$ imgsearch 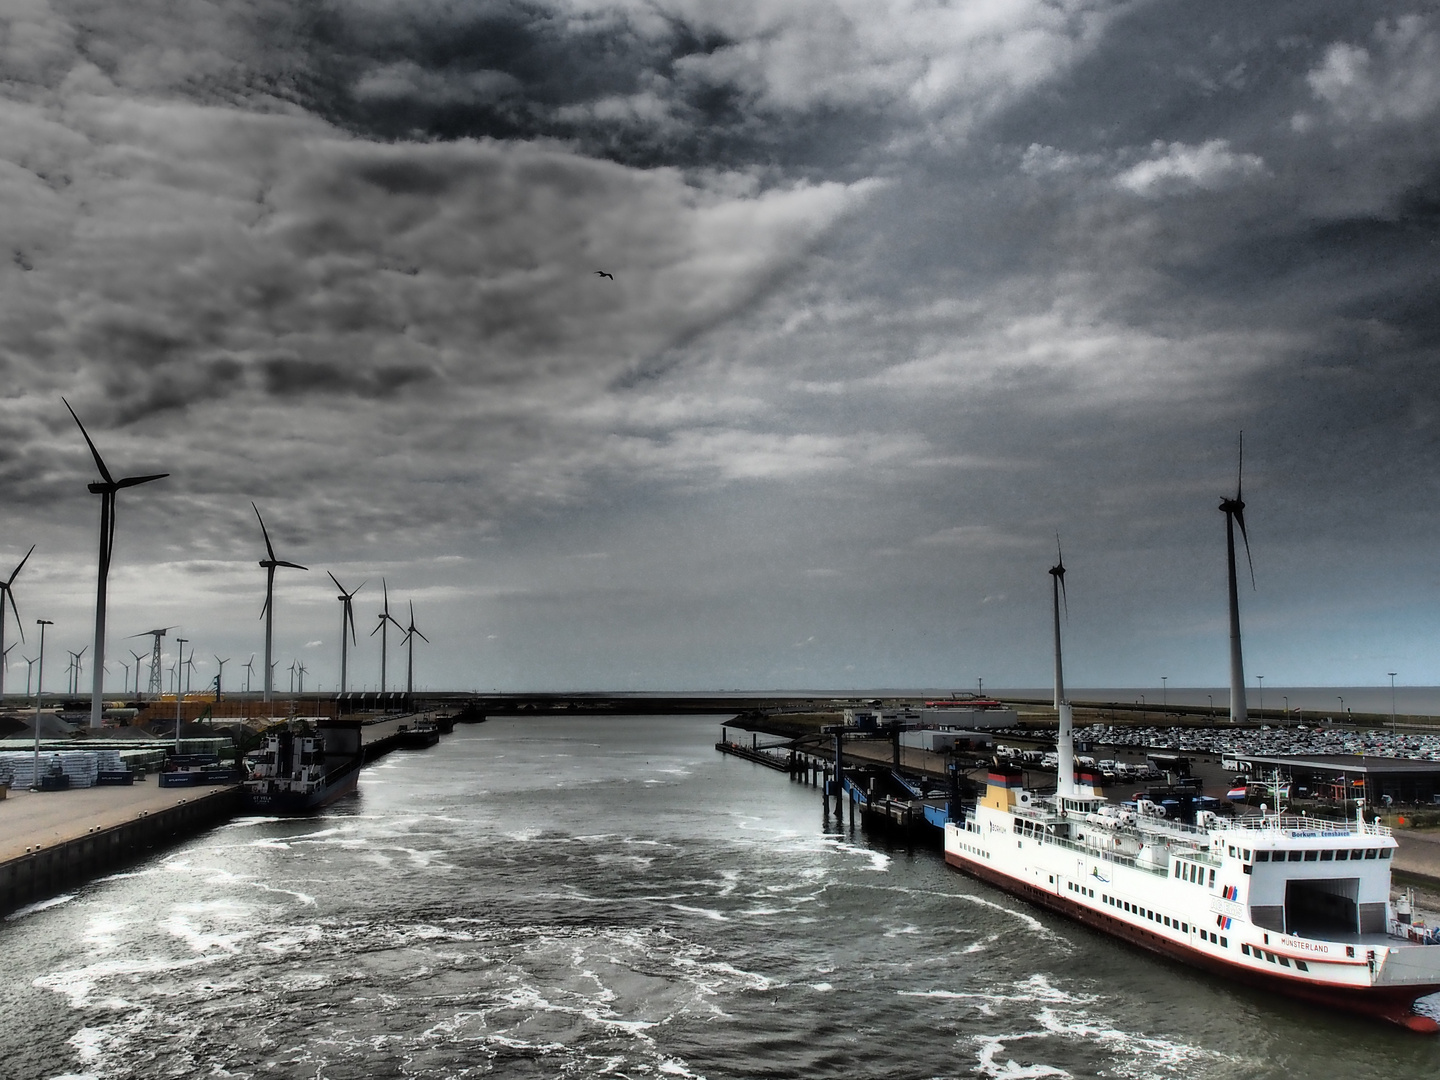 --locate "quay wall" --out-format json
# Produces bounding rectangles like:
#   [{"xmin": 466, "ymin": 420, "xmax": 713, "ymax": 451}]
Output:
[{"xmin": 0, "ymin": 786, "xmax": 240, "ymax": 917}]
